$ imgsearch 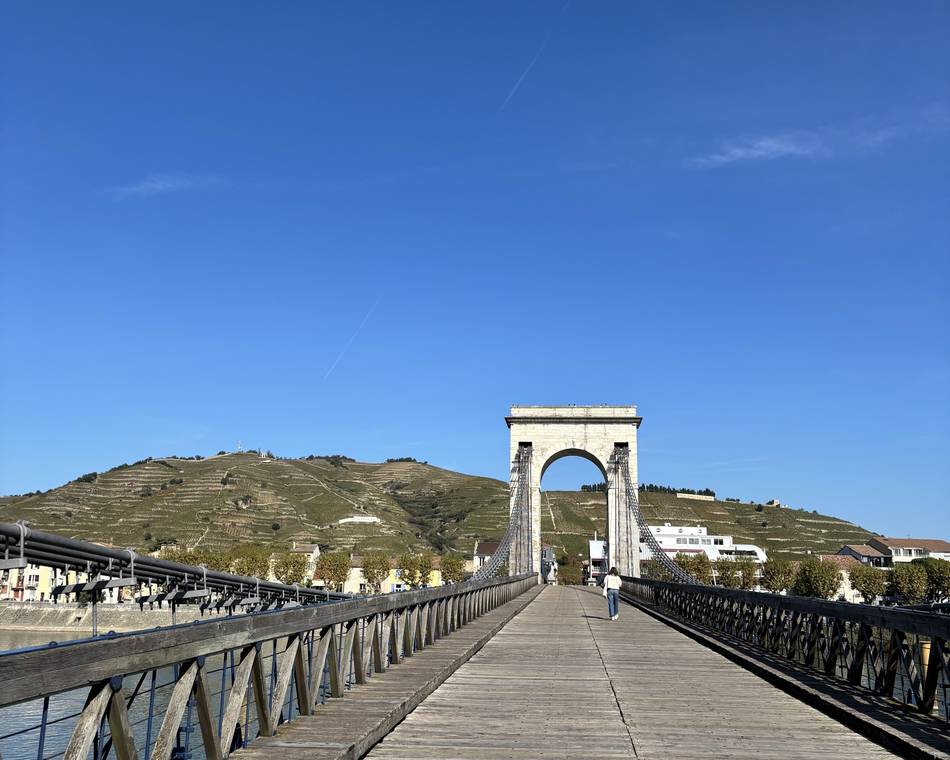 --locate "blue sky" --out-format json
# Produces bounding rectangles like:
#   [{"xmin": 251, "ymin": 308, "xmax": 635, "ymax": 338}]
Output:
[{"xmin": 1, "ymin": 2, "xmax": 948, "ymax": 538}]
